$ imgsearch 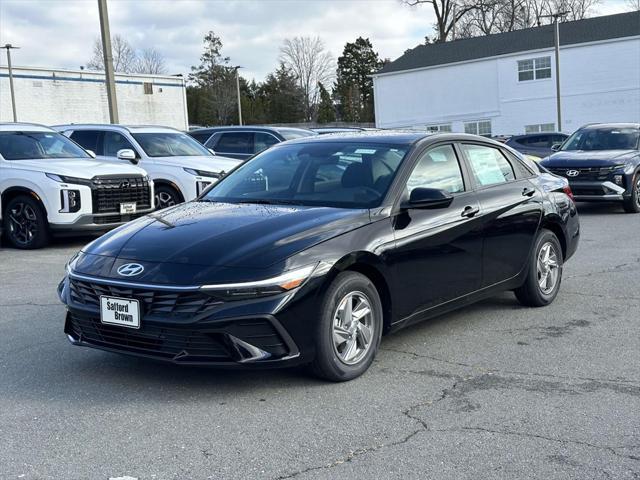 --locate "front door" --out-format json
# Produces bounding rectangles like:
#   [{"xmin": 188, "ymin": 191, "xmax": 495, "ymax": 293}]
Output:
[{"xmin": 390, "ymin": 144, "xmax": 484, "ymax": 320}]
